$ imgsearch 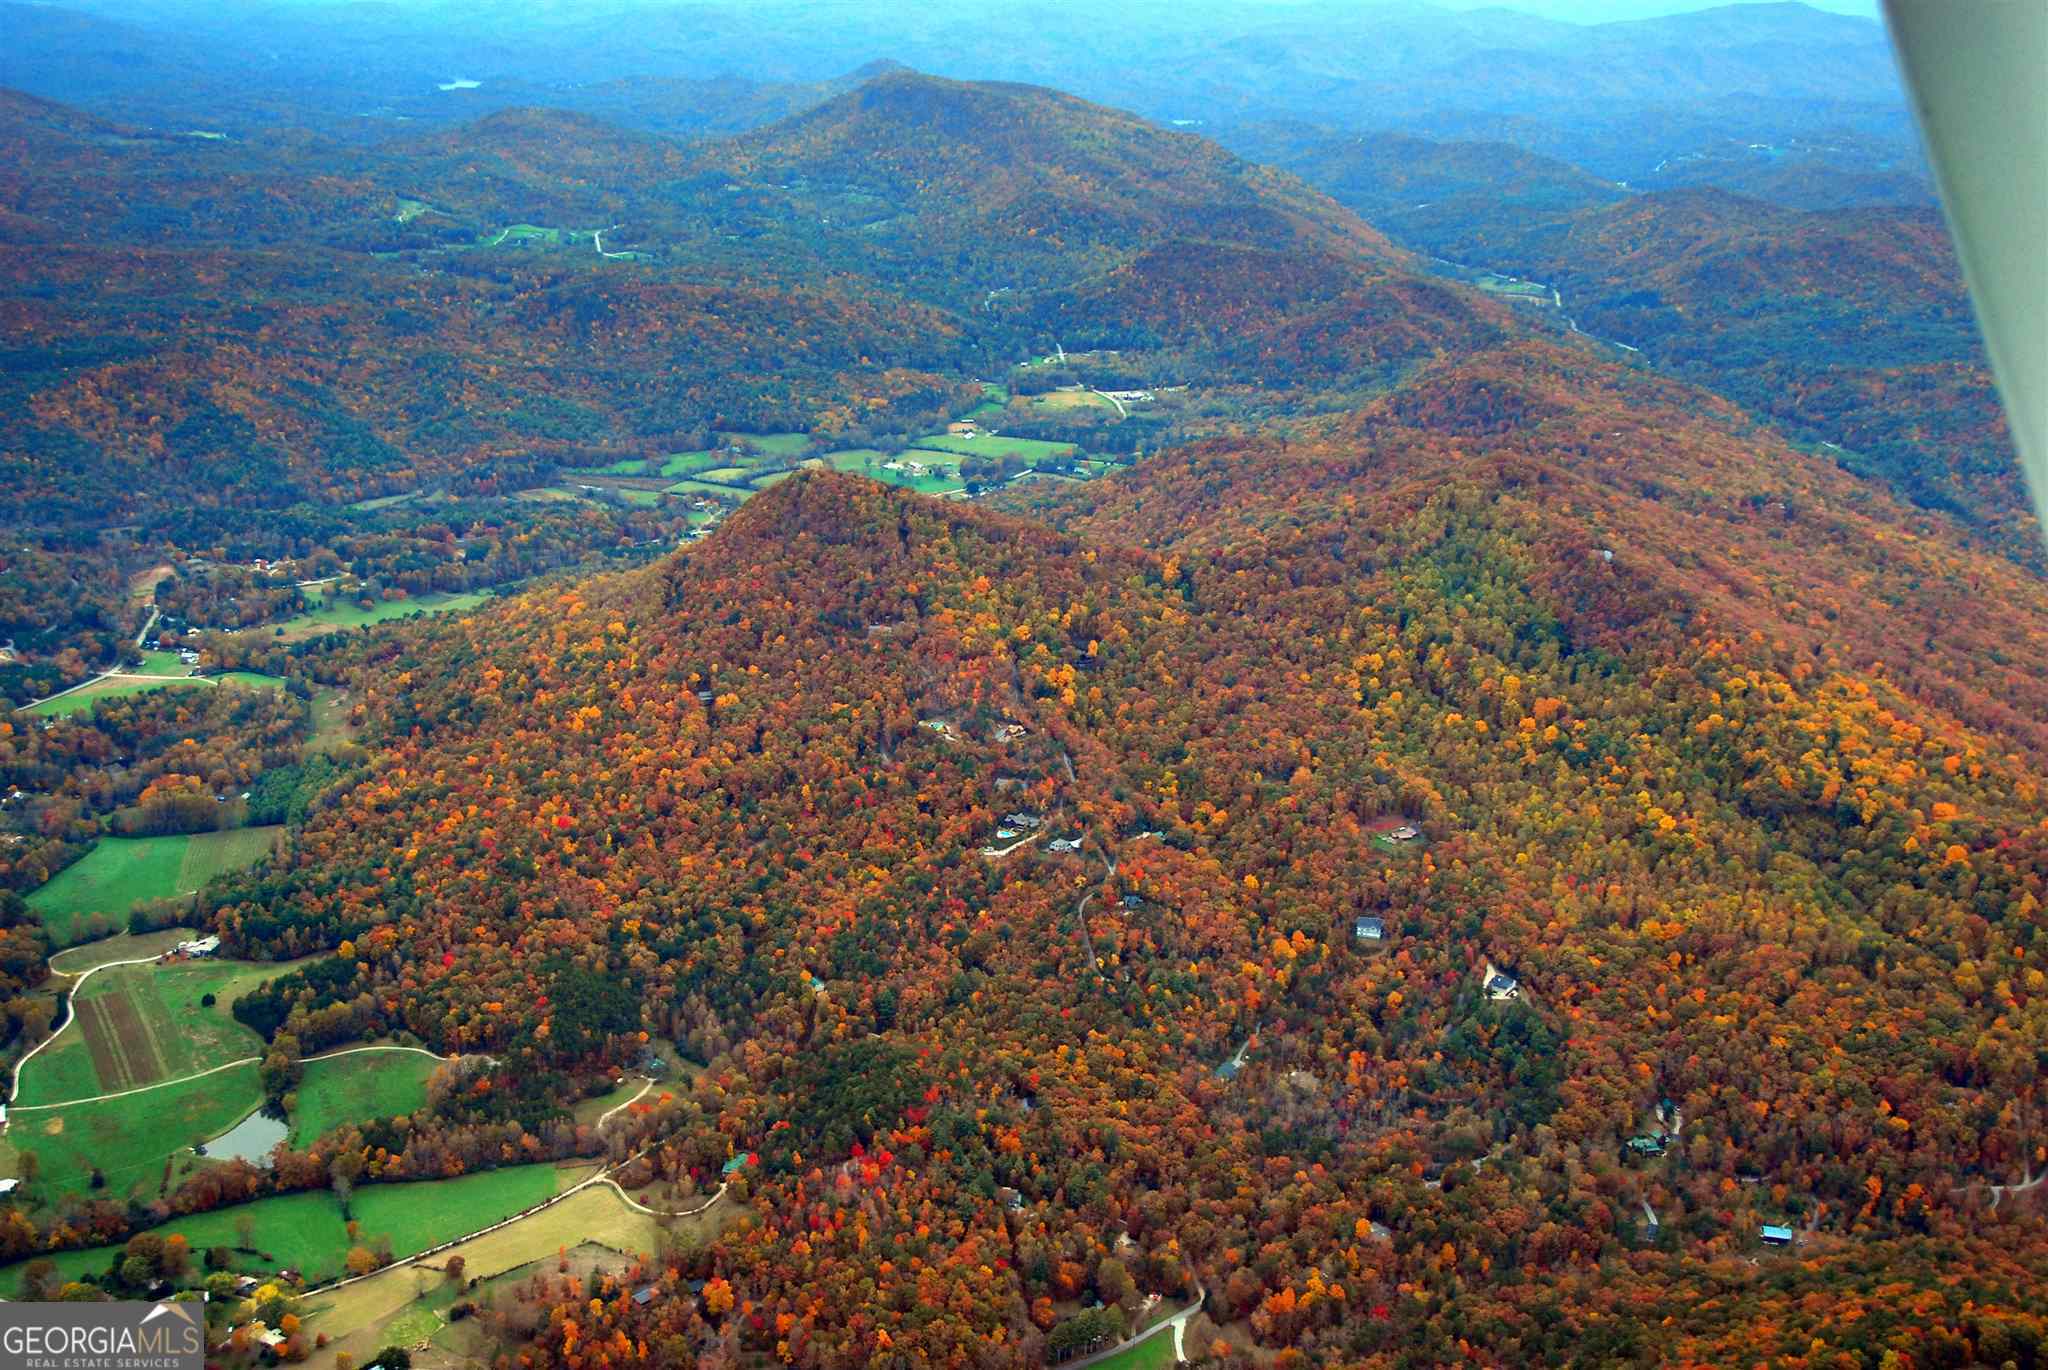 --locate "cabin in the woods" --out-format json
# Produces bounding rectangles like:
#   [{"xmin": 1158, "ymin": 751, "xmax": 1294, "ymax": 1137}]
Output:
[
  {"xmin": 997, "ymin": 1185, "xmax": 1025, "ymax": 1211},
  {"xmin": 1048, "ymin": 837, "xmax": 1082, "ymax": 852},
  {"xmin": 1353, "ymin": 915, "xmax": 1386, "ymax": 942},
  {"xmin": 1388, "ymin": 824, "xmax": 1422, "ymax": 842},
  {"xmin": 1481, "ymin": 959, "xmax": 1520, "ymax": 1001},
  {"xmin": 1760, "ymin": 1224, "xmax": 1795, "ymax": 1246},
  {"xmin": 1627, "ymin": 1135, "xmax": 1666, "ymax": 1157}
]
